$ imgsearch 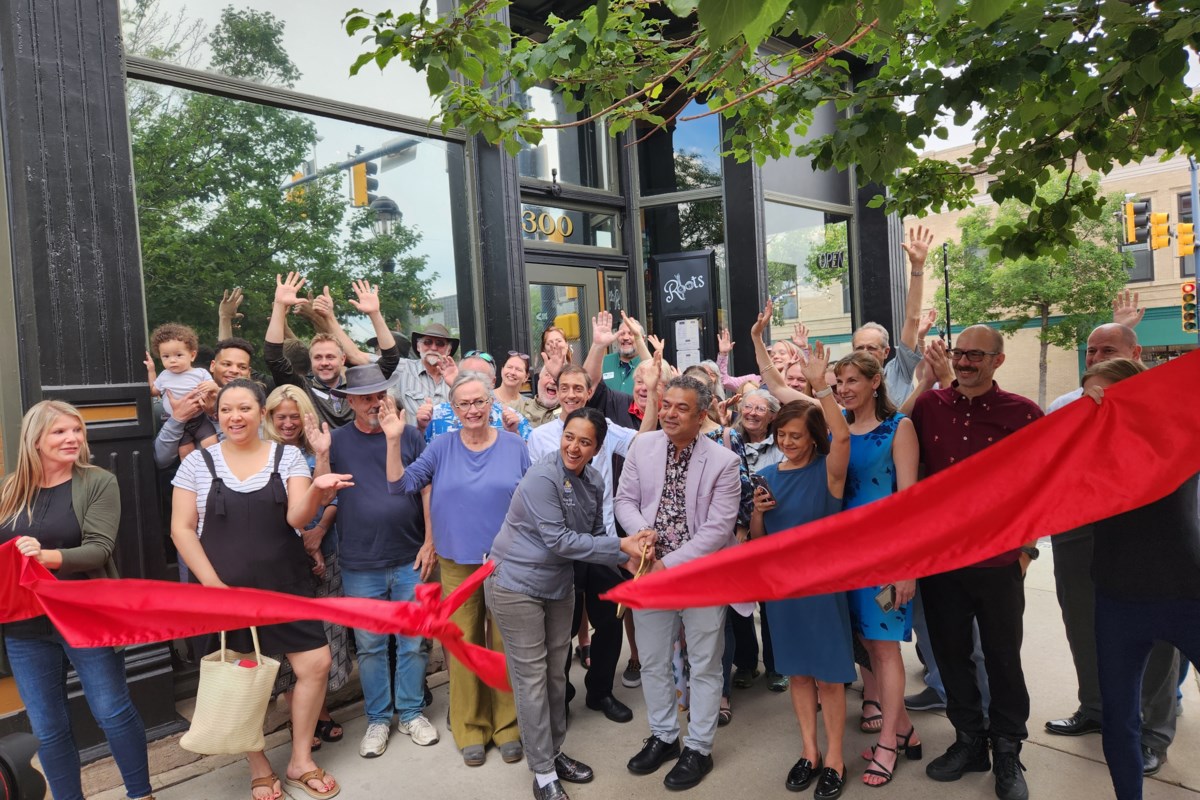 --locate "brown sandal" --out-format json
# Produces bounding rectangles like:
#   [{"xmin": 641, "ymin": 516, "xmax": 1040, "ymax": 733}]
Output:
[
  {"xmin": 285, "ymin": 767, "xmax": 340, "ymax": 799},
  {"xmin": 250, "ymin": 773, "xmax": 279, "ymax": 800}
]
